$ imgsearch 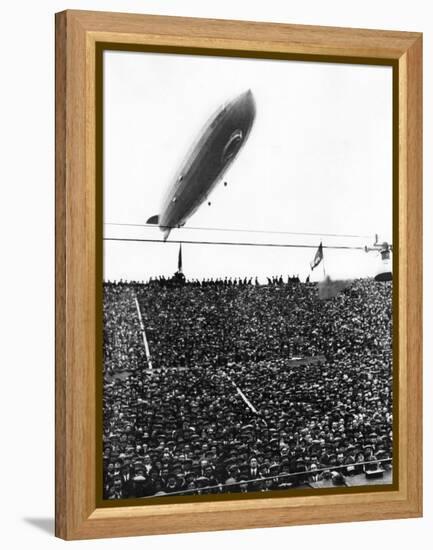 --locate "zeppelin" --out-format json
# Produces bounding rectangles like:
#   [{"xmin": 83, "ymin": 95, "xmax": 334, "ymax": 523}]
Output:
[{"xmin": 147, "ymin": 89, "xmax": 256, "ymax": 240}]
